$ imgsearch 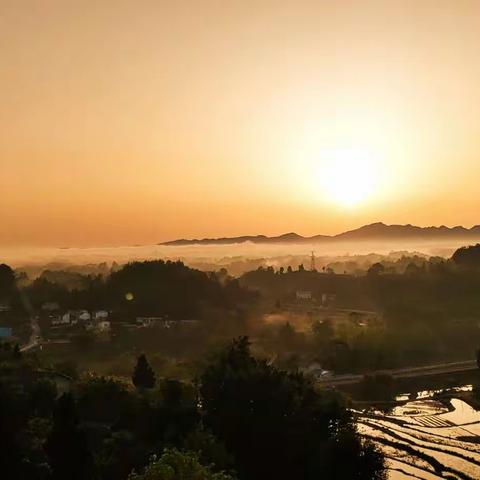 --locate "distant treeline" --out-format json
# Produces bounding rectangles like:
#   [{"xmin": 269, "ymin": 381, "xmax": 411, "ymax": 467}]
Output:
[
  {"xmin": 0, "ymin": 260, "xmax": 257, "ymax": 321},
  {"xmin": 238, "ymin": 244, "xmax": 480, "ymax": 371},
  {"xmin": 239, "ymin": 244, "xmax": 480, "ymax": 317}
]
